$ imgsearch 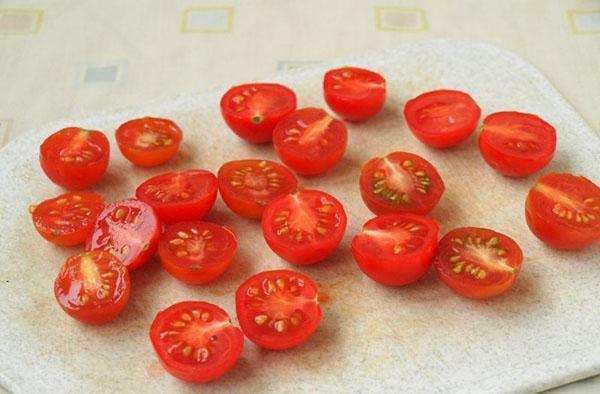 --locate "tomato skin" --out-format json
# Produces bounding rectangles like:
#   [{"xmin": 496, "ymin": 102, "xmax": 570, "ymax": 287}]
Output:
[
  {"xmin": 323, "ymin": 67, "xmax": 386, "ymax": 121},
  {"xmin": 525, "ymin": 173, "xmax": 600, "ymax": 250},
  {"xmin": 351, "ymin": 214, "xmax": 439, "ymax": 286},
  {"xmin": 220, "ymin": 83, "xmax": 297, "ymax": 143},
  {"xmin": 40, "ymin": 127, "xmax": 110, "ymax": 190}
]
